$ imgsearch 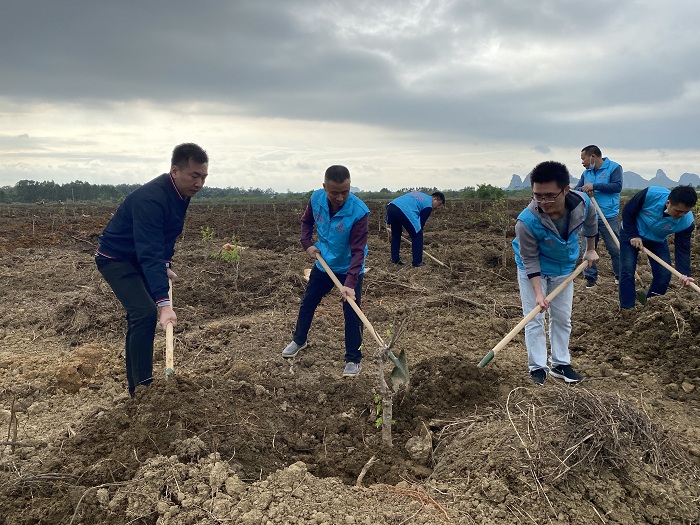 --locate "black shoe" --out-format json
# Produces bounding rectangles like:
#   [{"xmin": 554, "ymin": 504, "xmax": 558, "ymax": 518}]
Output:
[
  {"xmin": 550, "ymin": 364, "xmax": 582, "ymax": 383},
  {"xmin": 530, "ymin": 368, "xmax": 547, "ymax": 385},
  {"xmin": 413, "ymin": 261, "xmax": 426, "ymax": 267},
  {"xmin": 392, "ymin": 259, "xmax": 405, "ymax": 265},
  {"xmin": 585, "ymin": 280, "xmax": 596, "ymax": 288}
]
